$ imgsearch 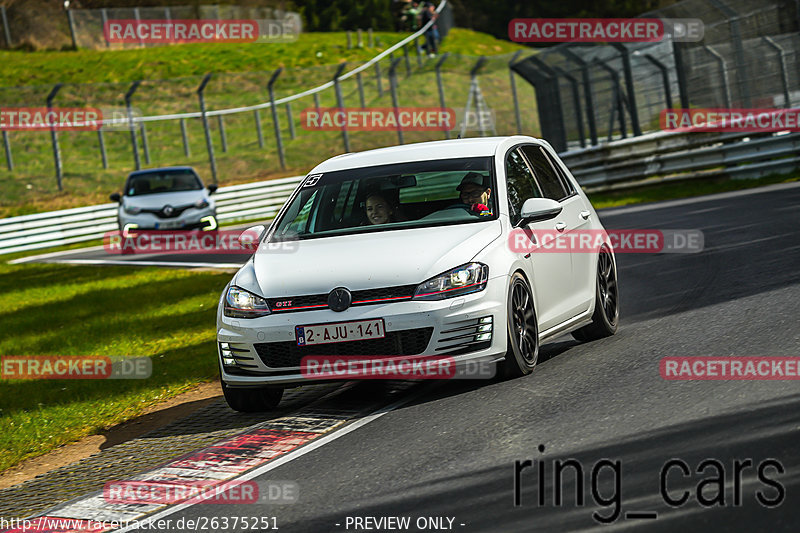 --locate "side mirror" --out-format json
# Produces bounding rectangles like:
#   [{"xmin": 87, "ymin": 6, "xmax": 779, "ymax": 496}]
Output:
[
  {"xmin": 207, "ymin": 184, "xmax": 218, "ymax": 195},
  {"xmin": 110, "ymin": 192, "xmax": 121, "ymax": 203},
  {"xmin": 518, "ymin": 198, "xmax": 562, "ymax": 226},
  {"xmin": 238, "ymin": 225, "xmax": 266, "ymax": 251}
]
